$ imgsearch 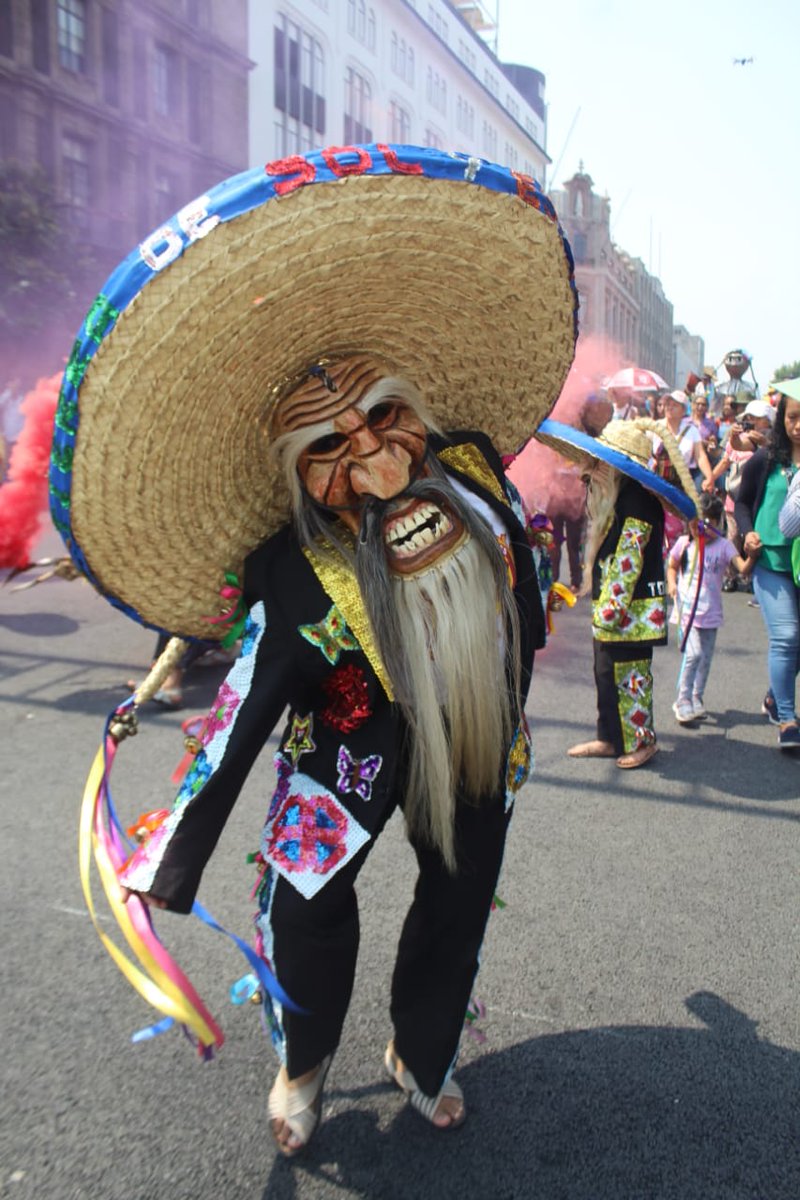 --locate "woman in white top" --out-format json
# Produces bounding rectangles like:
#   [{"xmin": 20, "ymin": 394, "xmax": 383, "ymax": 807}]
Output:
[{"xmin": 658, "ymin": 390, "xmax": 713, "ymax": 491}]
